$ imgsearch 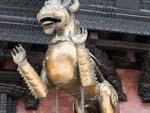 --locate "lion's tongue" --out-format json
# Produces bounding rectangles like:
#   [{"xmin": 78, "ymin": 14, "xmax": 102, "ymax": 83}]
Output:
[{"xmin": 43, "ymin": 25, "xmax": 54, "ymax": 35}]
